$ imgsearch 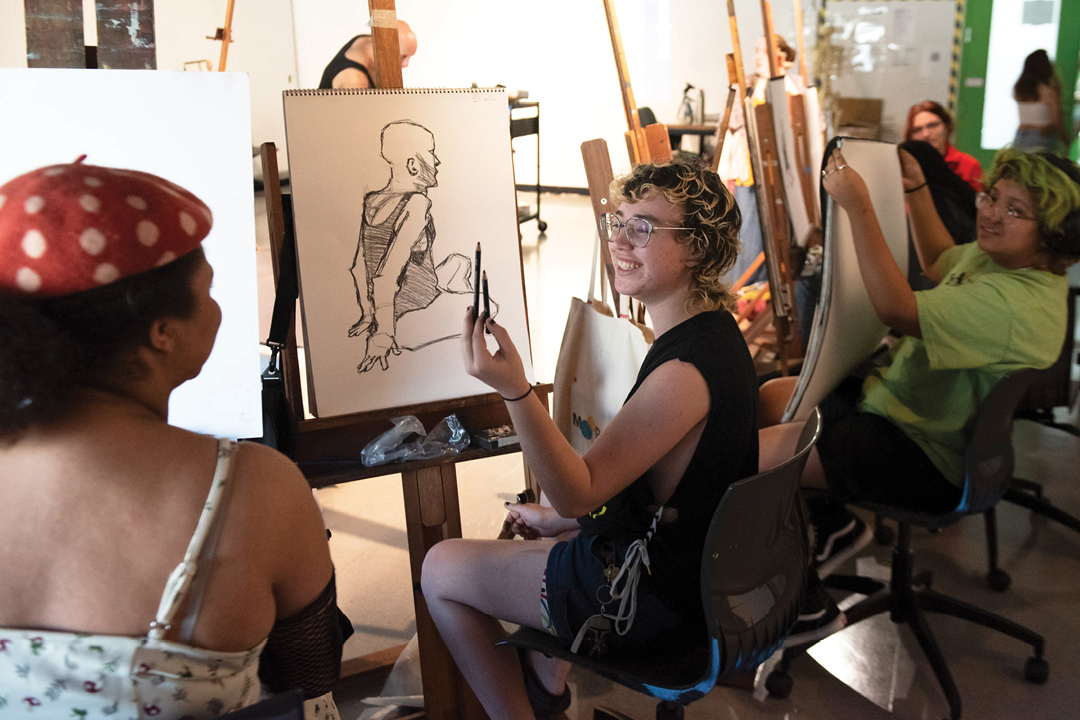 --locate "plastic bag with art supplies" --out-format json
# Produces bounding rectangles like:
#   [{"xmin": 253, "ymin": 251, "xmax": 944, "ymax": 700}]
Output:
[
  {"xmin": 360, "ymin": 414, "xmax": 470, "ymax": 467},
  {"xmin": 553, "ymin": 232, "xmax": 652, "ymax": 456}
]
